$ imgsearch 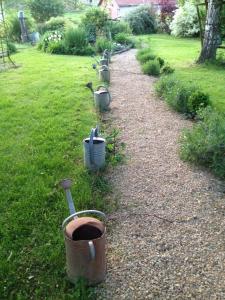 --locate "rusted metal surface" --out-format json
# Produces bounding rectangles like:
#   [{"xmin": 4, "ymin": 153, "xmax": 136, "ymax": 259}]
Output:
[{"xmin": 64, "ymin": 217, "xmax": 106, "ymax": 284}]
